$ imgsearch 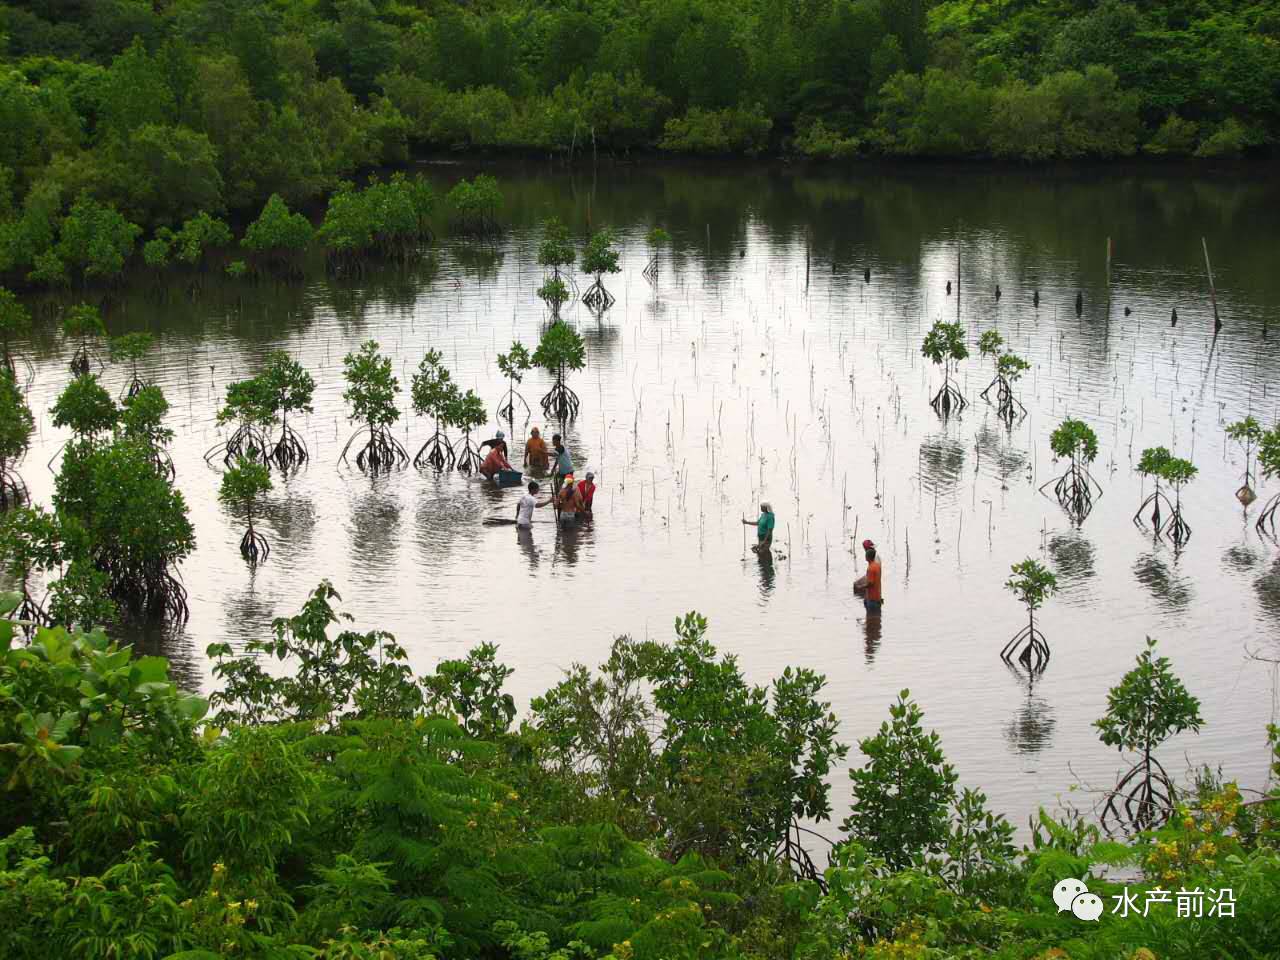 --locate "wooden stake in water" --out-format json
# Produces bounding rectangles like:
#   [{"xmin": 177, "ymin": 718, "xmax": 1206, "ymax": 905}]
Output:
[
  {"xmin": 1105, "ymin": 236, "xmax": 1112, "ymax": 317},
  {"xmin": 1202, "ymin": 237, "xmax": 1222, "ymax": 332}
]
